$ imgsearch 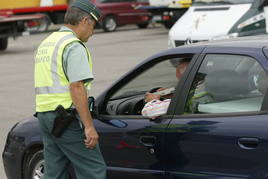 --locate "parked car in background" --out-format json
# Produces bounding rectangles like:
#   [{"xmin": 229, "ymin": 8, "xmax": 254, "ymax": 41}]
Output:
[
  {"xmin": 138, "ymin": 0, "xmax": 191, "ymax": 29},
  {"xmin": 92, "ymin": 0, "xmax": 151, "ymax": 32},
  {"xmin": 4, "ymin": 36, "xmax": 268, "ymax": 179},
  {"xmin": 169, "ymin": 0, "xmax": 268, "ymax": 48}
]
